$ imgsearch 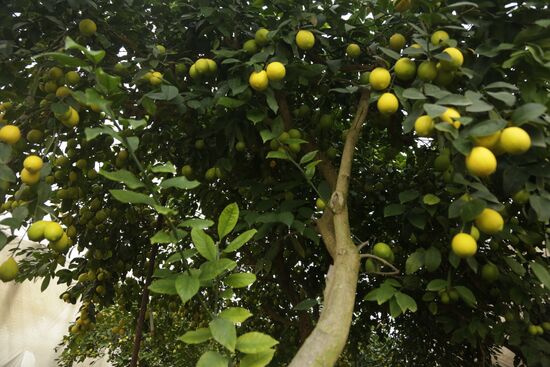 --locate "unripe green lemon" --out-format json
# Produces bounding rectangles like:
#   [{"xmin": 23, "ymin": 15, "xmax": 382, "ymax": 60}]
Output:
[
  {"xmin": 79, "ymin": 19, "xmax": 97, "ymax": 37},
  {"xmin": 389, "ymin": 33, "xmax": 406, "ymax": 51},
  {"xmin": 394, "ymin": 58, "xmax": 416, "ymax": 81},
  {"xmin": 473, "ymin": 131, "xmax": 501, "ymax": 149},
  {"xmin": 346, "ymin": 43, "xmax": 361, "ymax": 58},
  {"xmin": 255, "ymin": 28, "xmax": 269, "ymax": 46},
  {"xmin": 65, "ymin": 71, "xmax": 80, "ymax": 85},
  {"xmin": 243, "ymin": 39, "xmax": 258, "ymax": 54},
  {"xmin": 316, "ymin": 198, "xmax": 325, "ymax": 210},
  {"xmin": 417, "ymin": 61, "xmax": 438, "ymax": 81},
  {"xmin": 481, "ymin": 263, "xmax": 500, "ymax": 282},
  {"xmin": 0, "ymin": 257, "xmax": 18, "ymax": 282},
  {"xmin": 373, "ymin": 242, "xmax": 394, "ymax": 262},
  {"xmin": 50, "ymin": 233, "xmax": 70, "ymax": 253}
]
